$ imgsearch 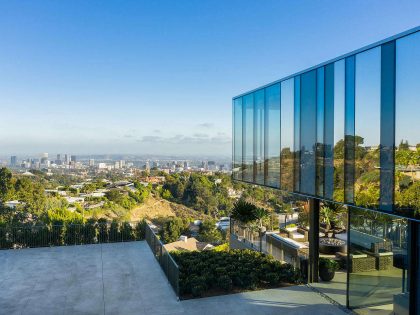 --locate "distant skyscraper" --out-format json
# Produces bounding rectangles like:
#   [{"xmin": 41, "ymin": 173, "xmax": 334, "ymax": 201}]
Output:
[
  {"xmin": 89, "ymin": 159, "xmax": 95, "ymax": 167},
  {"xmin": 184, "ymin": 161, "xmax": 189, "ymax": 169},
  {"xmin": 64, "ymin": 154, "xmax": 69, "ymax": 164},
  {"xmin": 56, "ymin": 154, "xmax": 61, "ymax": 161},
  {"xmin": 10, "ymin": 156, "xmax": 17, "ymax": 166},
  {"xmin": 70, "ymin": 155, "xmax": 76, "ymax": 162}
]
